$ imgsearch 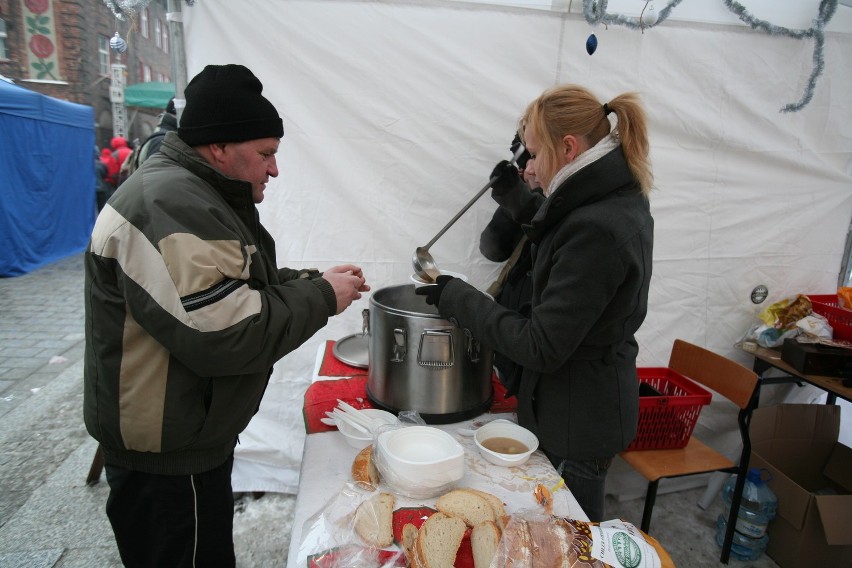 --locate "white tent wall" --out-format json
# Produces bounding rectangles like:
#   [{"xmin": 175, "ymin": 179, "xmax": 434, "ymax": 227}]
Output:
[{"xmin": 182, "ymin": 1, "xmax": 852, "ymax": 496}]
